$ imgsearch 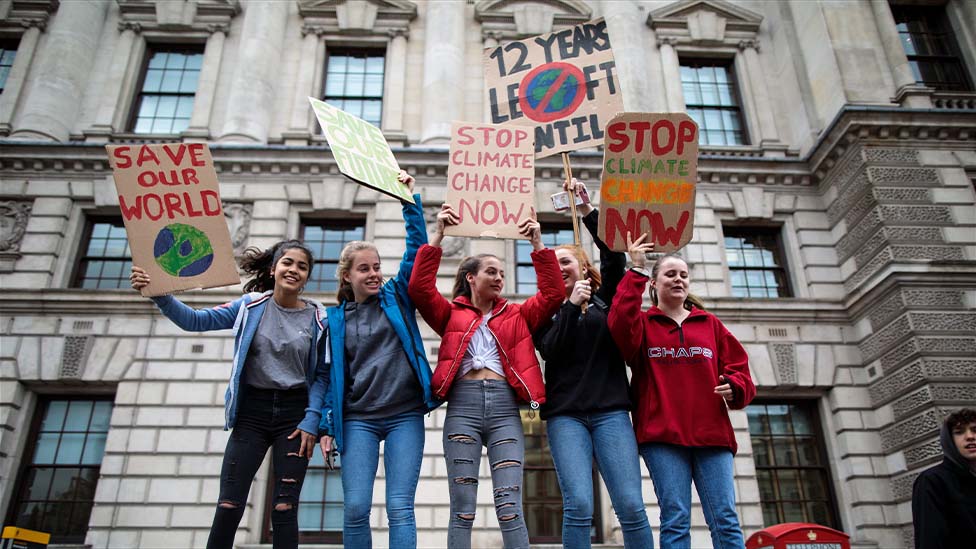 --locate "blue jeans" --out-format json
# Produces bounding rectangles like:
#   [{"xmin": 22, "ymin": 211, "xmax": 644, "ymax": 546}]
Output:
[
  {"xmin": 547, "ymin": 411, "xmax": 653, "ymax": 549},
  {"xmin": 341, "ymin": 411, "xmax": 425, "ymax": 549},
  {"xmin": 638, "ymin": 443, "xmax": 744, "ymax": 549}
]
